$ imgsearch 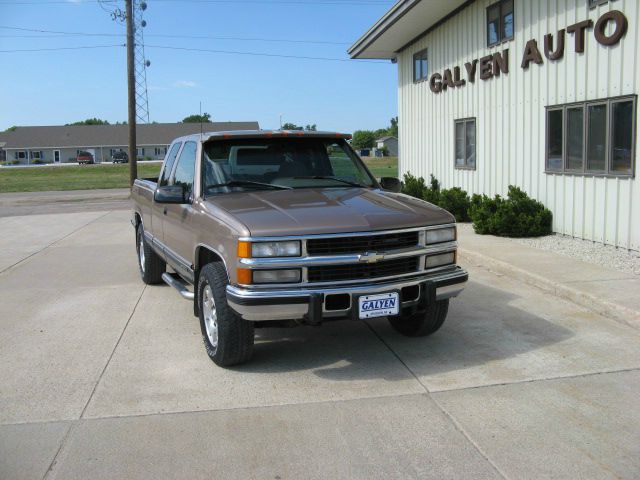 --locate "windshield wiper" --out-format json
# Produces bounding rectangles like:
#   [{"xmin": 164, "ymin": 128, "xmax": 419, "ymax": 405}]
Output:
[
  {"xmin": 293, "ymin": 176, "xmax": 367, "ymax": 188},
  {"xmin": 206, "ymin": 180, "xmax": 292, "ymax": 190}
]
